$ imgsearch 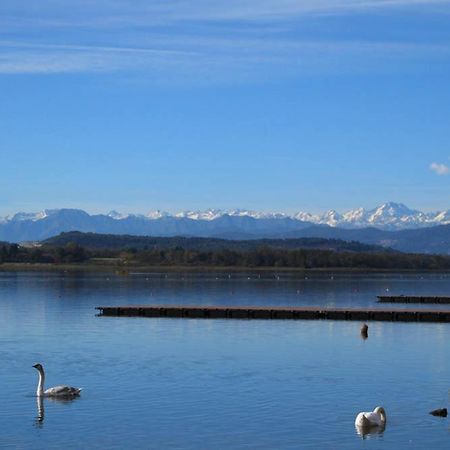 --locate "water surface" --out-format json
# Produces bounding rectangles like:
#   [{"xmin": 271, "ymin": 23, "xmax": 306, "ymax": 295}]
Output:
[{"xmin": 1, "ymin": 271, "xmax": 449, "ymax": 449}]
